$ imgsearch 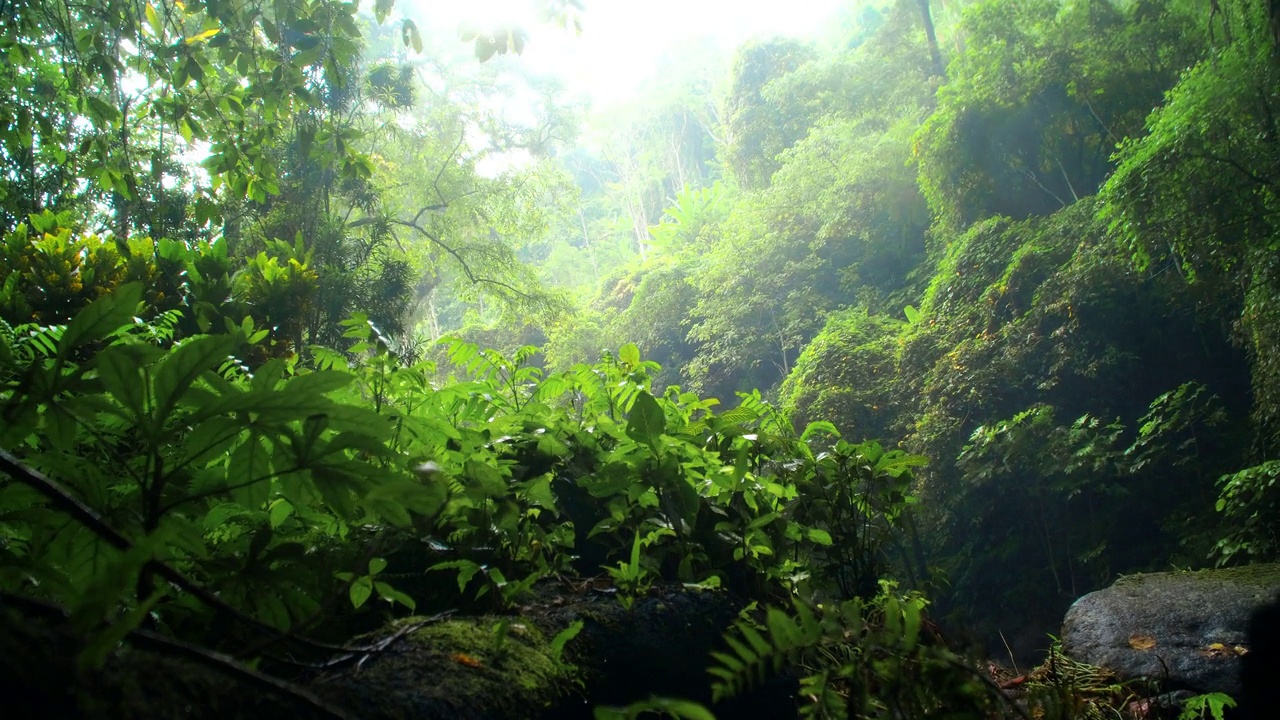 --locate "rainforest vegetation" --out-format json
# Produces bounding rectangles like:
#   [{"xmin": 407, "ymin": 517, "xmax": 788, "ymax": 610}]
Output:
[{"xmin": 2, "ymin": 0, "xmax": 1279, "ymax": 717}]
